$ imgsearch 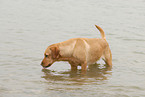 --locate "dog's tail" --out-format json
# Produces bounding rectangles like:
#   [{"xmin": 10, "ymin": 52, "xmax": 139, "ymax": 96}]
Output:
[{"xmin": 95, "ymin": 25, "xmax": 106, "ymax": 40}]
